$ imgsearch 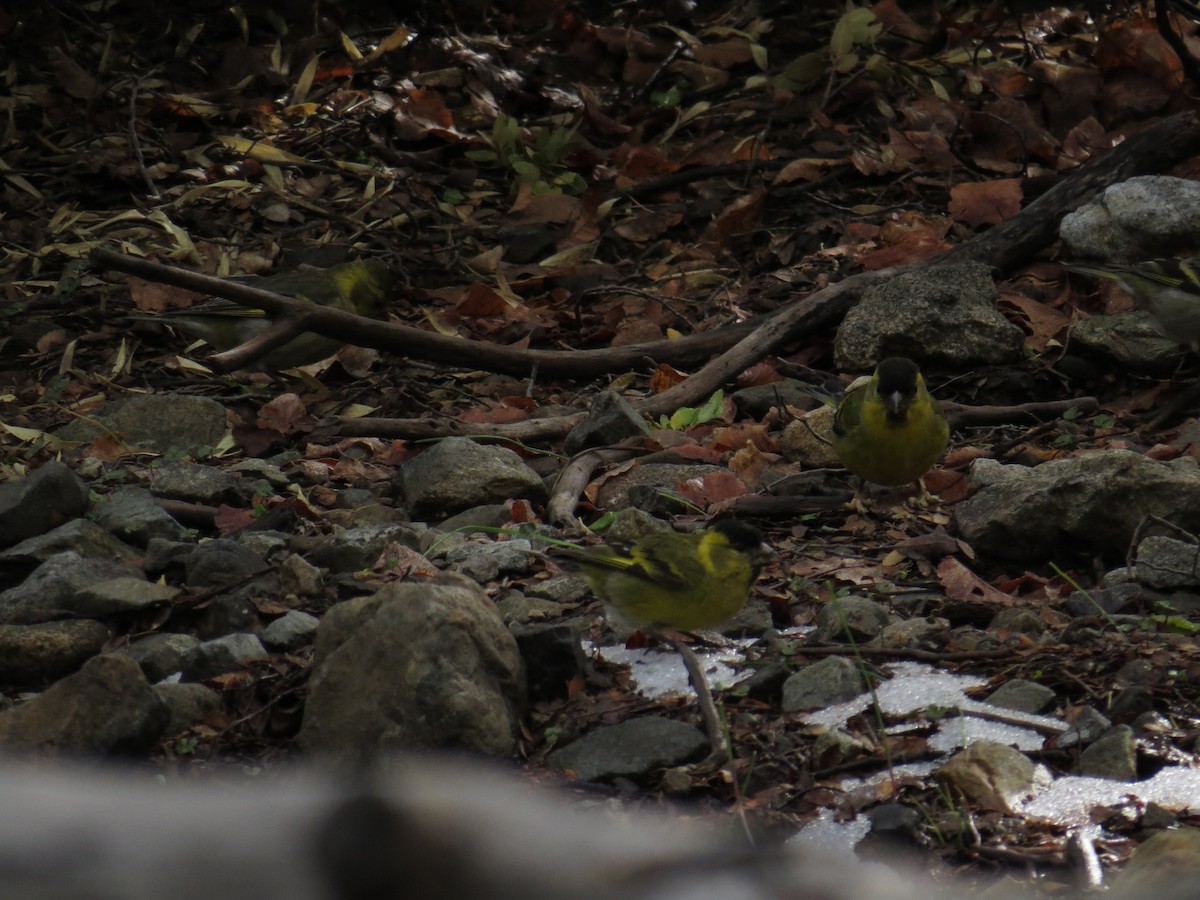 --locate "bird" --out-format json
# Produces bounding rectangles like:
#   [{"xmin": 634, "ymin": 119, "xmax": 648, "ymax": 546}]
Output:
[
  {"xmin": 551, "ymin": 519, "xmax": 774, "ymax": 765},
  {"xmin": 1061, "ymin": 256, "xmax": 1200, "ymax": 351},
  {"xmin": 129, "ymin": 258, "xmax": 391, "ymax": 370},
  {"xmin": 831, "ymin": 356, "xmax": 949, "ymax": 489},
  {"xmin": 553, "ymin": 519, "xmax": 773, "ymax": 633}
]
